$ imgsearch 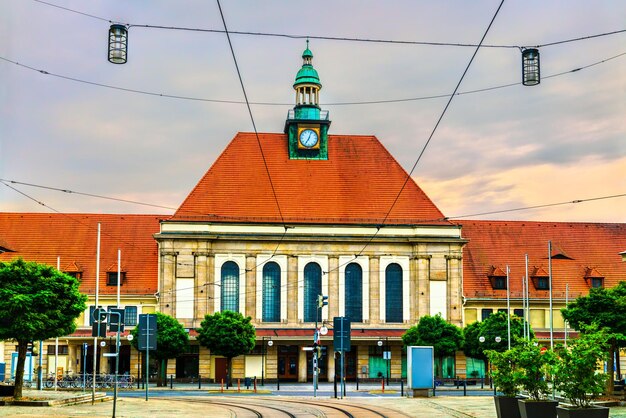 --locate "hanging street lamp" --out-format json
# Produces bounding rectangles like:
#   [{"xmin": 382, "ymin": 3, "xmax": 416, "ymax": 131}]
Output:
[
  {"xmin": 108, "ymin": 24, "xmax": 128, "ymax": 64},
  {"xmin": 522, "ymin": 48, "xmax": 540, "ymax": 86}
]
